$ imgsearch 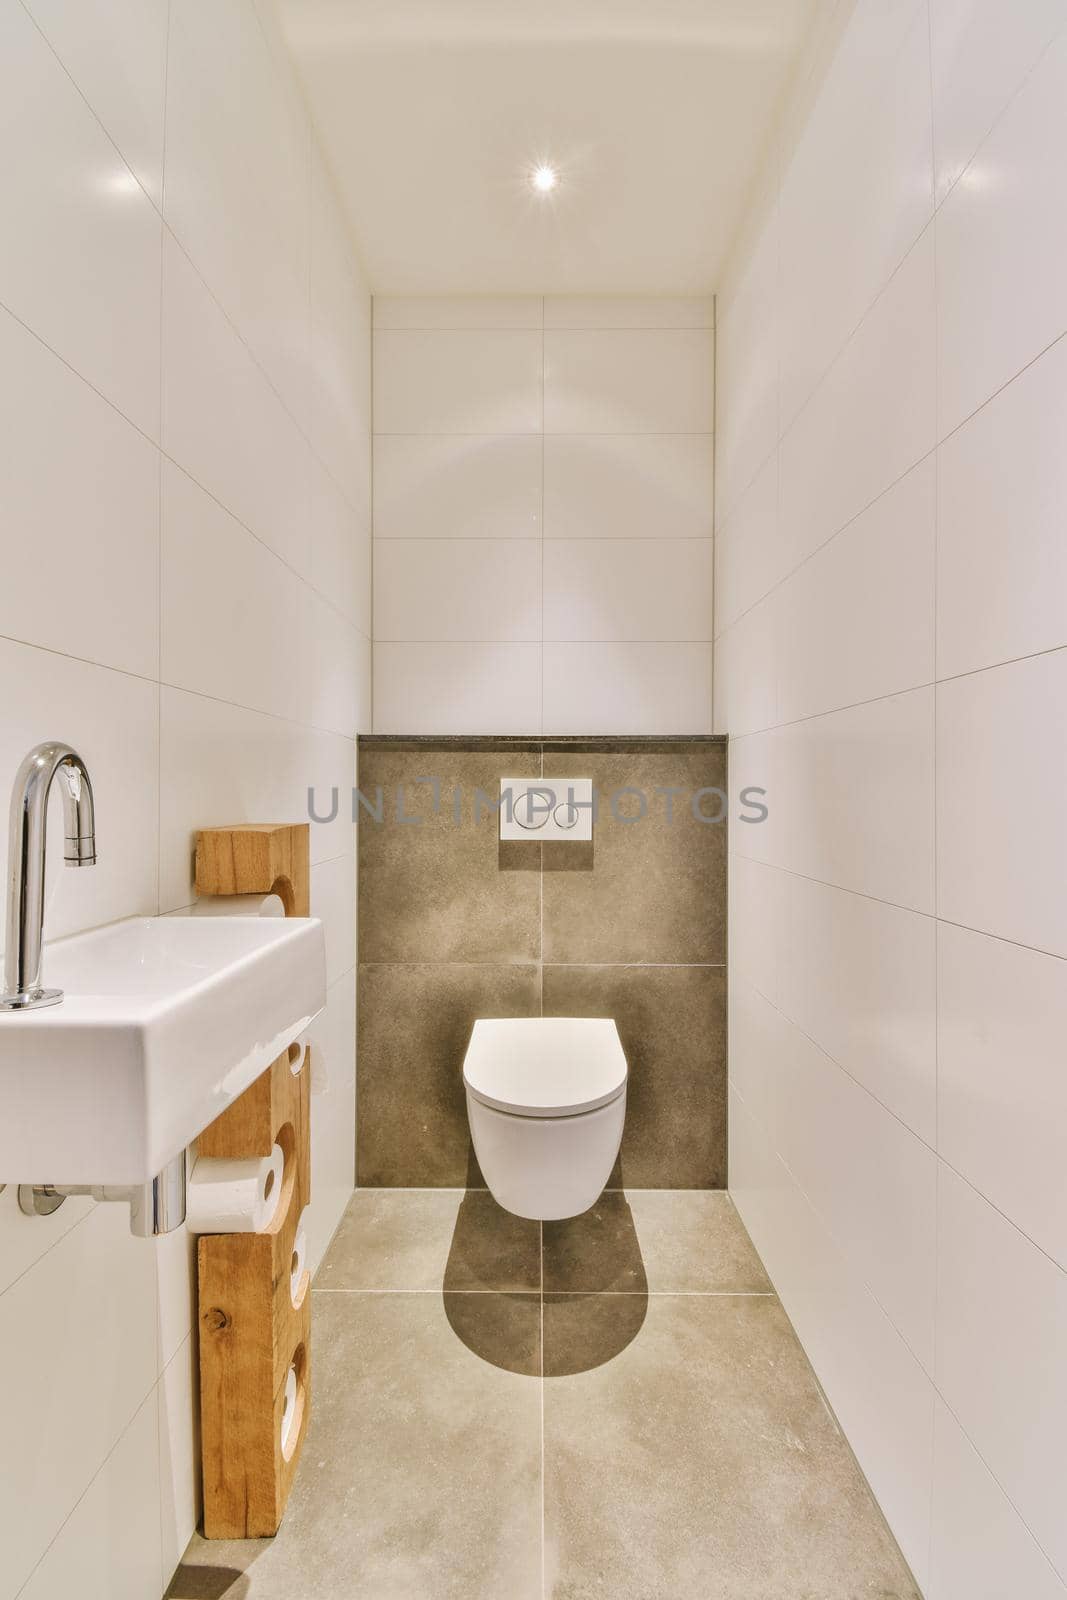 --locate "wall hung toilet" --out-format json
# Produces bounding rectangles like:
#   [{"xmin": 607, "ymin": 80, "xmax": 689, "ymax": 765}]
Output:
[{"xmin": 463, "ymin": 1017, "xmax": 627, "ymax": 1221}]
